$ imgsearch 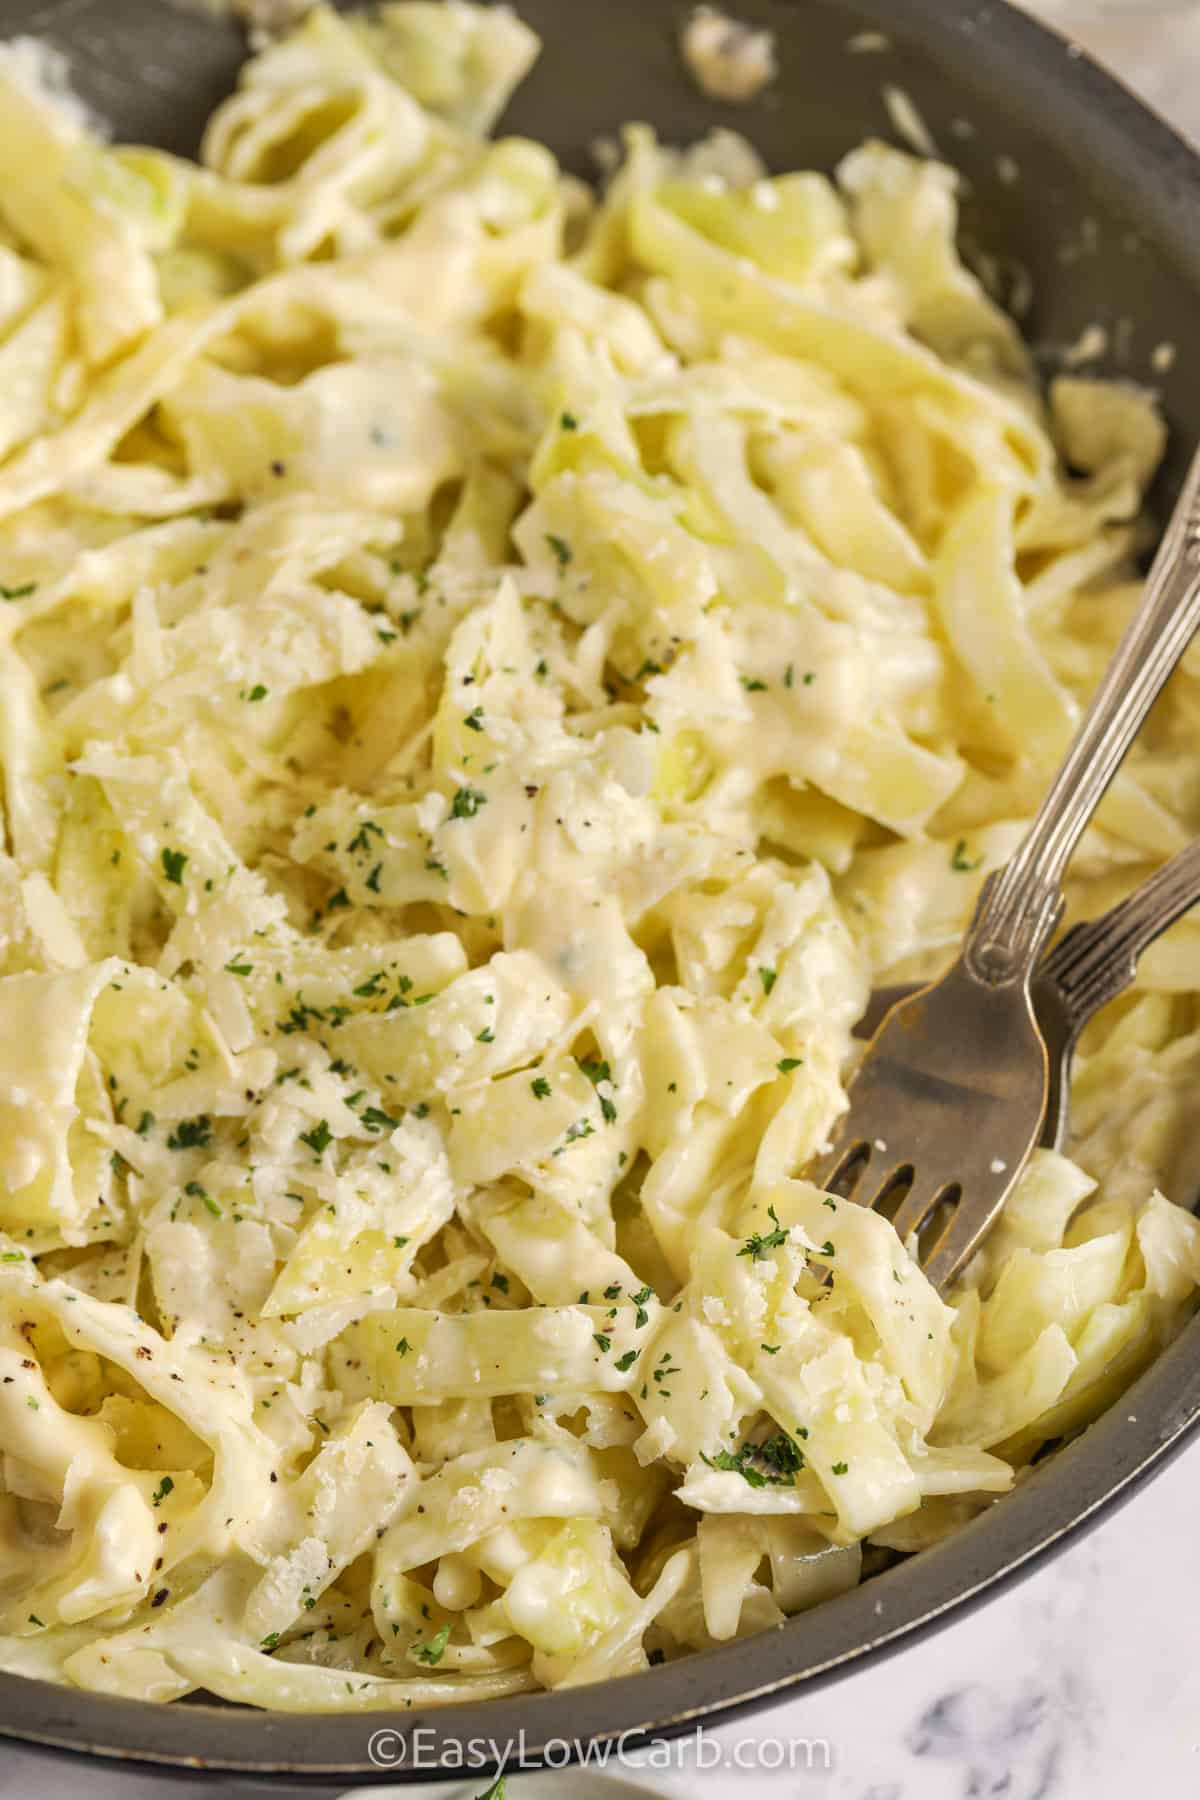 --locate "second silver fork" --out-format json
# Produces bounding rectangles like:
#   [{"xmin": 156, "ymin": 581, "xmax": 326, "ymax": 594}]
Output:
[
  {"xmin": 809, "ymin": 446, "xmax": 1200, "ymax": 1290},
  {"xmin": 856, "ymin": 838, "xmax": 1200, "ymax": 1154}
]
